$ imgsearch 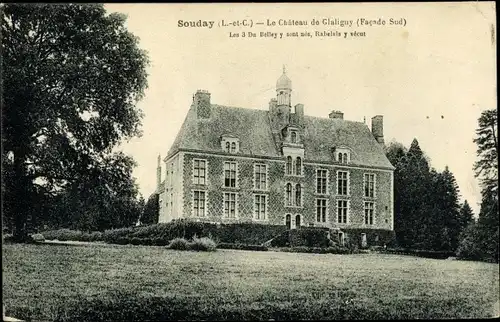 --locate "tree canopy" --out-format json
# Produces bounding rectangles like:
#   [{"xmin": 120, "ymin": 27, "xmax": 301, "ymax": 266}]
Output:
[{"xmin": 2, "ymin": 4, "xmax": 149, "ymax": 239}]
